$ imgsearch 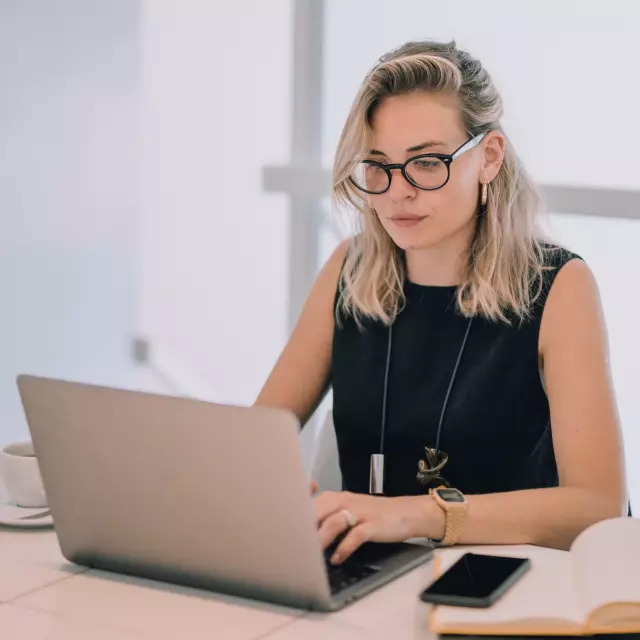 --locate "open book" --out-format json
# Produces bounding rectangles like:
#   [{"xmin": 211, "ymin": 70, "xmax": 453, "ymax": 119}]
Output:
[{"xmin": 430, "ymin": 517, "xmax": 640, "ymax": 636}]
